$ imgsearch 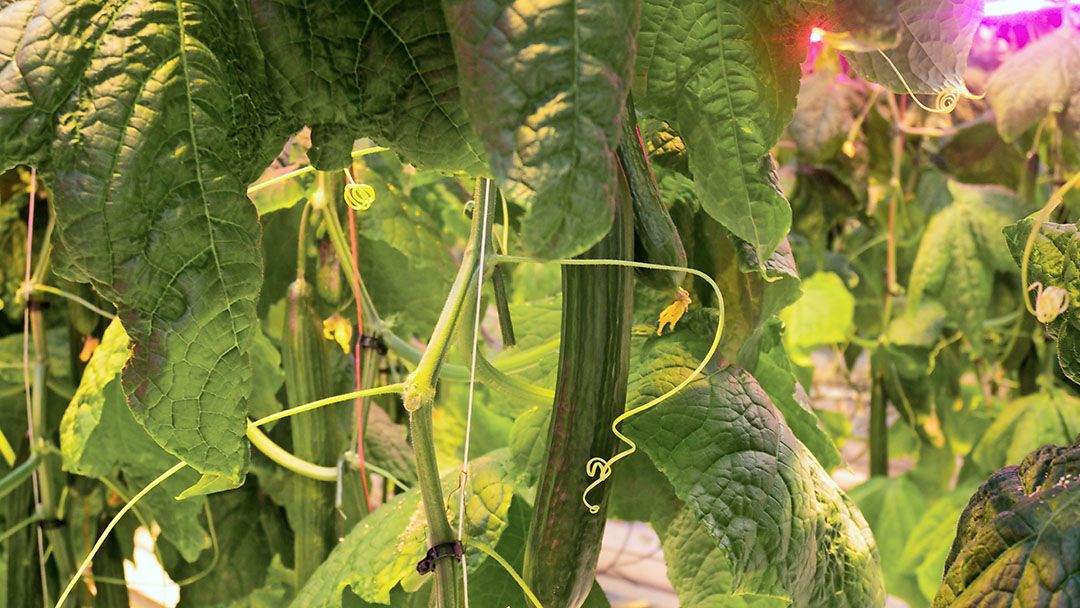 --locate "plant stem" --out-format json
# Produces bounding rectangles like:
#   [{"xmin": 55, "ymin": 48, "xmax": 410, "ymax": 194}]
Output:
[
  {"xmin": 402, "ymin": 178, "xmax": 495, "ymax": 608},
  {"xmin": 29, "ymin": 306, "xmax": 75, "ymax": 596},
  {"xmin": 869, "ymin": 371, "xmax": 889, "ymax": 477},
  {"xmin": 0, "ymin": 451, "xmax": 40, "ymax": 502}
]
